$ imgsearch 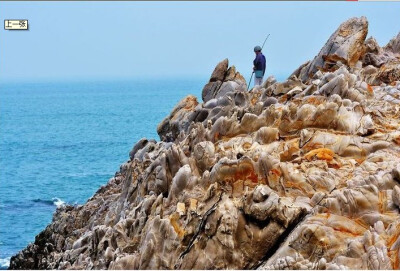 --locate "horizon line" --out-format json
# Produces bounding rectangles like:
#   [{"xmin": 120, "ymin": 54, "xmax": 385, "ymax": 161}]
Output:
[{"xmin": 0, "ymin": 73, "xmax": 289, "ymax": 85}]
